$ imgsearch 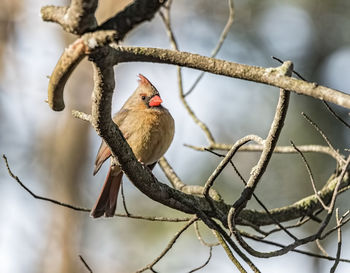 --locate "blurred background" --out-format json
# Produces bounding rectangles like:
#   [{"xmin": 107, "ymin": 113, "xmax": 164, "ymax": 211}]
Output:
[{"xmin": 0, "ymin": 0, "xmax": 349, "ymax": 272}]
